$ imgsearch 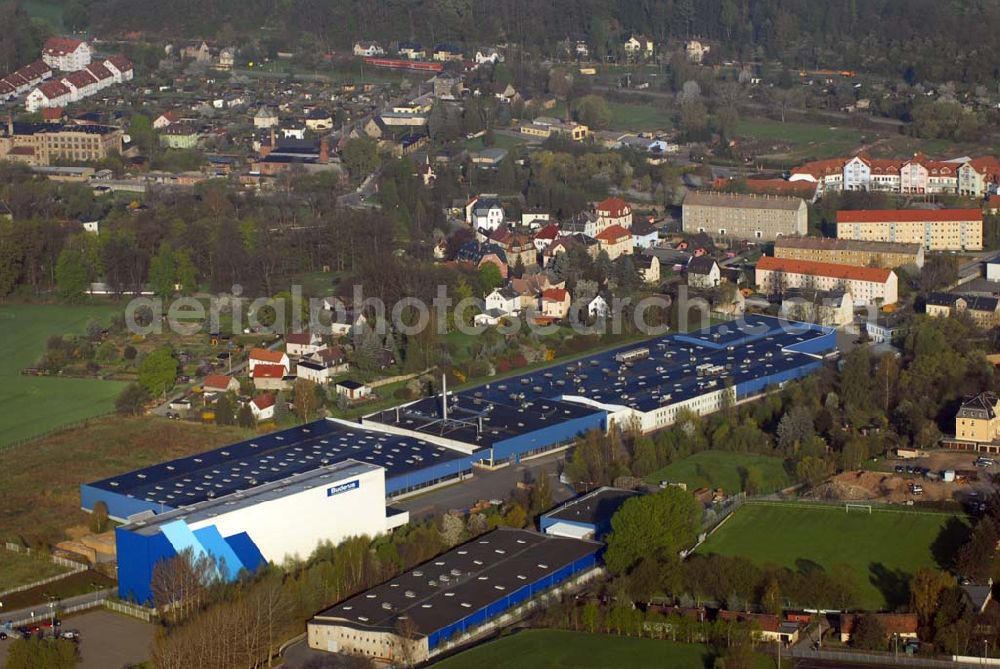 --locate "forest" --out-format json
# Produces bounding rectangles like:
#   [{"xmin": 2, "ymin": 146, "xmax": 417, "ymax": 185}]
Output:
[{"xmin": 18, "ymin": 0, "xmax": 996, "ymax": 86}]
